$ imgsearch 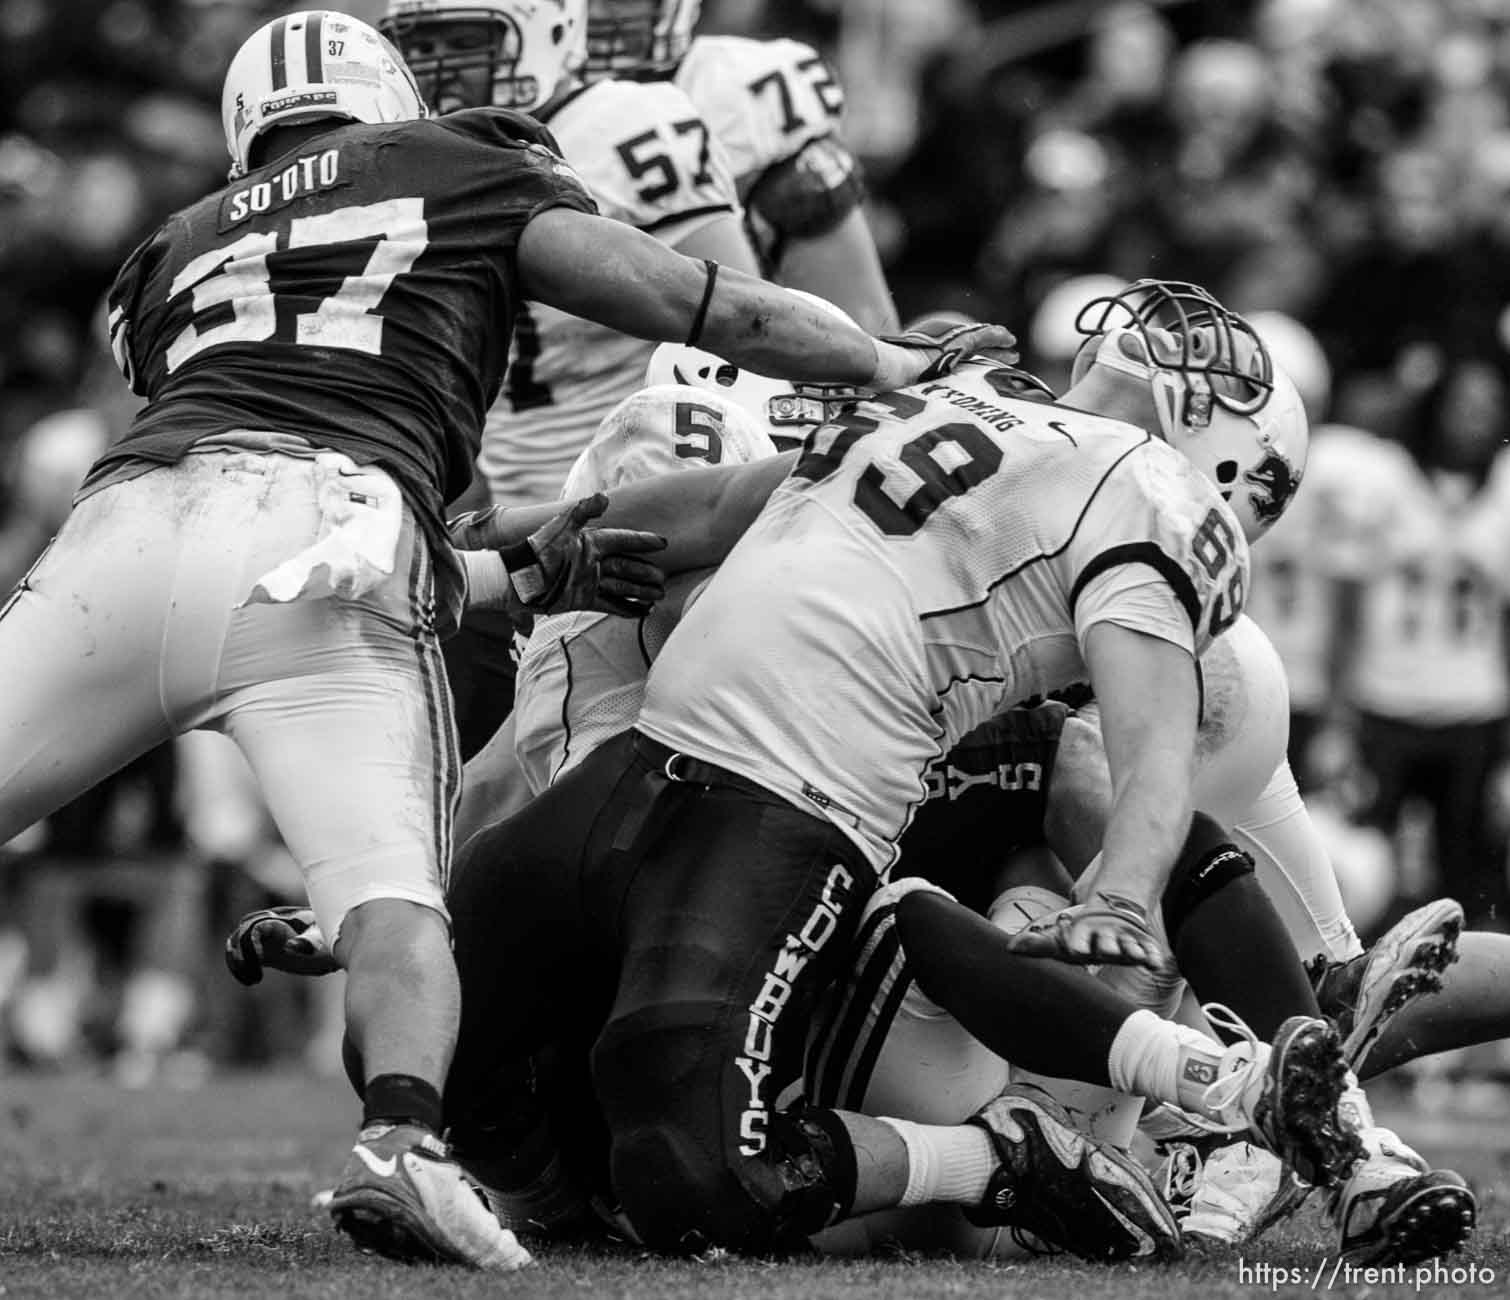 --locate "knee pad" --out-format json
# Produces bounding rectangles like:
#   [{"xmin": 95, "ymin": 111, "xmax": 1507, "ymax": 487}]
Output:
[
  {"xmin": 1161, "ymin": 811, "xmax": 1255, "ymax": 944},
  {"xmin": 758, "ymin": 1106, "xmax": 859, "ymax": 1239},
  {"xmin": 609, "ymin": 1107, "xmax": 857, "ymax": 1256}
]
